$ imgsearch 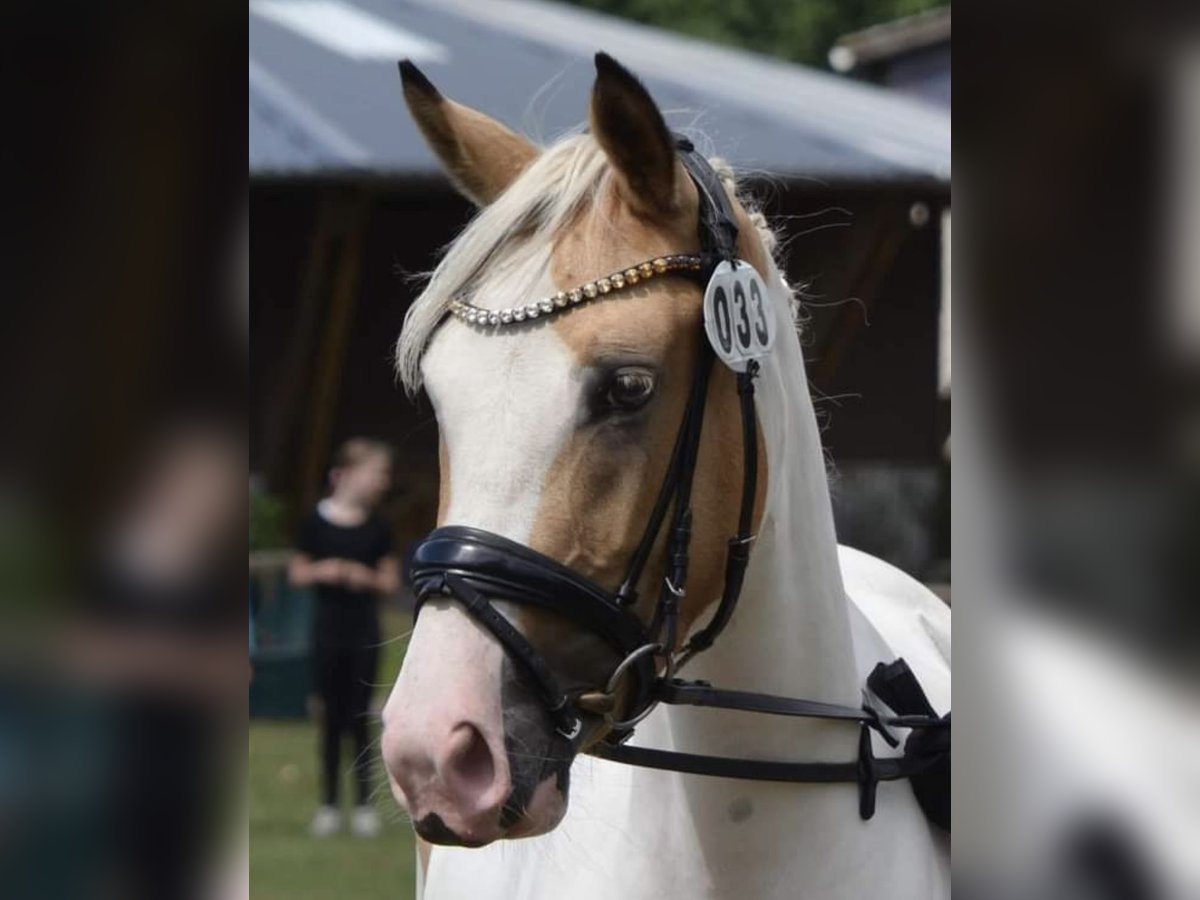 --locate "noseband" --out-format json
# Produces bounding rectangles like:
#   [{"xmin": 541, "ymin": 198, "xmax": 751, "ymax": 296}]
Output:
[{"xmin": 406, "ymin": 139, "xmax": 949, "ymax": 825}]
